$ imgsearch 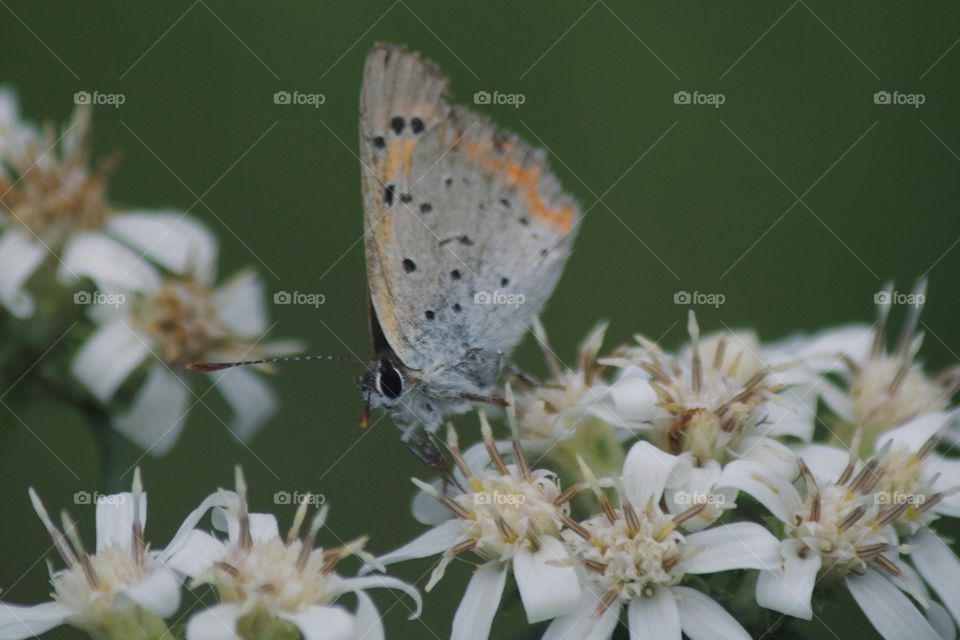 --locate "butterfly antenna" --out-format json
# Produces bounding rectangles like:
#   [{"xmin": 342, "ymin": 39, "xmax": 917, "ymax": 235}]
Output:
[{"xmin": 187, "ymin": 354, "xmax": 362, "ymax": 372}]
